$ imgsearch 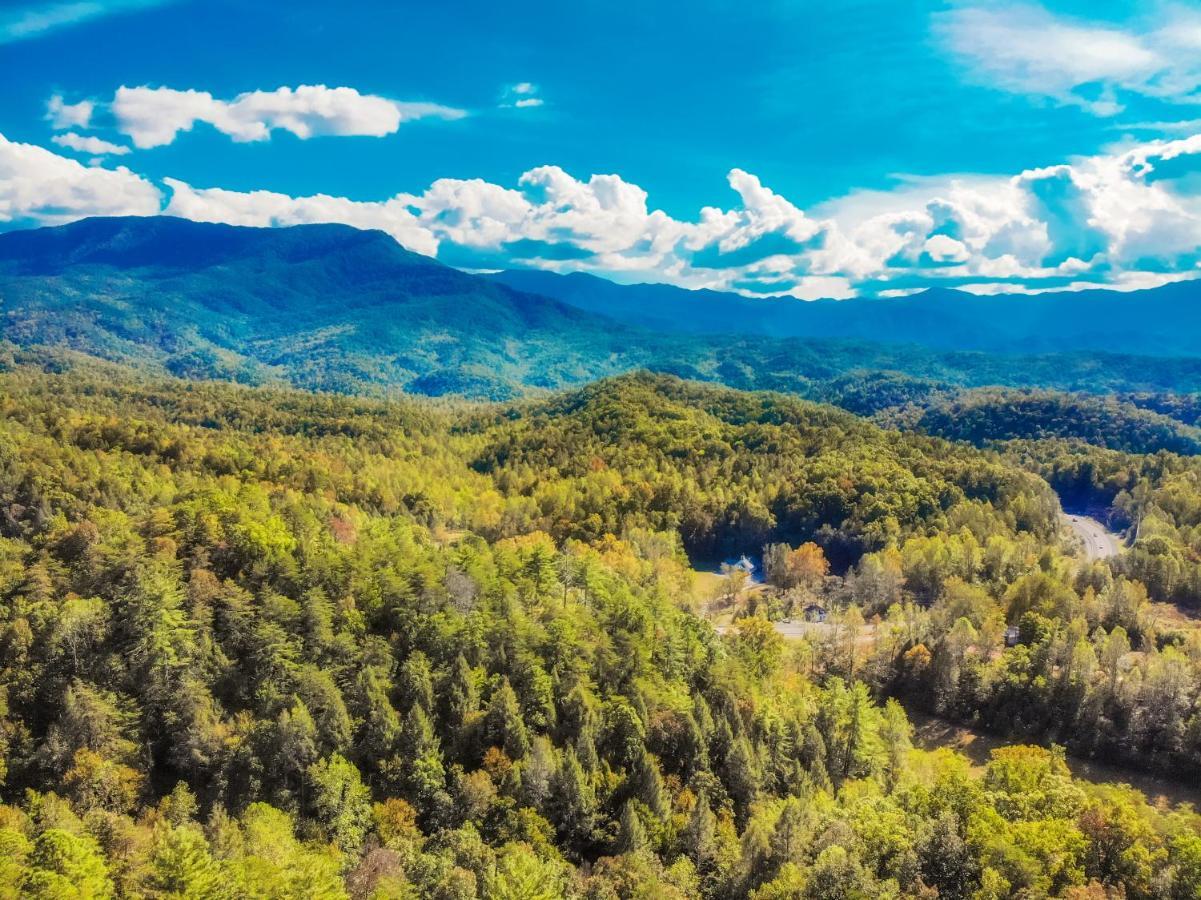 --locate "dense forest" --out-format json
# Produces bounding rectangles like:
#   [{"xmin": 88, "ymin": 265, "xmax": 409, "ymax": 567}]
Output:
[
  {"xmin": 2, "ymin": 356, "xmax": 1201, "ymax": 897},
  {"xmin": 891, "ymin": 389, "xmax": 1201, "ymax": 456},
  {"xmin": 1121, "ymin": 393, "xmax": 1201, "ymax": 427},
  {"xmin": 460, "ymin": 374, "xmax": 1060, "ymax": 565},
  {"xmin": 794, "ymin": 375, "xmax": 1201, "ymax": 456}
]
